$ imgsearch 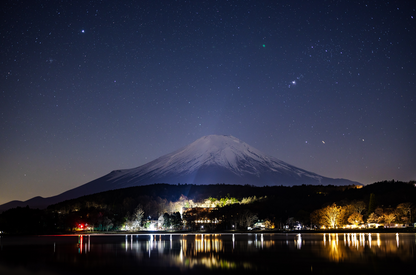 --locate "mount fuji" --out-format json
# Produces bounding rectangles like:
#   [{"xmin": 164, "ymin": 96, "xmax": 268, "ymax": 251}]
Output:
[{"xmin": 0, "ymin": 135, "xmax": 360, "ymax": 211}]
